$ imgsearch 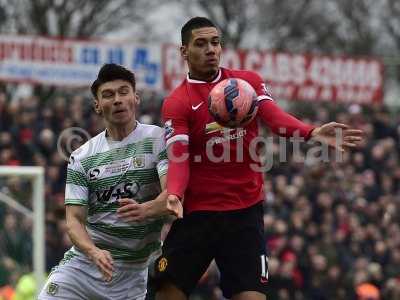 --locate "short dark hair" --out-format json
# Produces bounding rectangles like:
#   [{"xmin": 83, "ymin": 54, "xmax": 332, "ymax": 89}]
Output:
[
  {"xmin": 181, "ymin": 16, "xmax": 217, "ymax": 45},
  {"xmin": 91, "ymin": 63, "xmax": 136, "ymax": 99}
]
